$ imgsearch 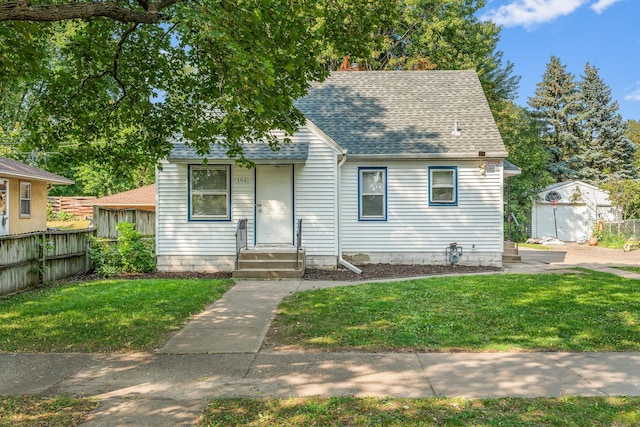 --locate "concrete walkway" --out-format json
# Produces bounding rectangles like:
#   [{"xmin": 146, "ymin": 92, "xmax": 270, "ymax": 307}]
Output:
[{"xmin": 1, "ymin": 247, "xmax": 639, "ymax": 426}]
